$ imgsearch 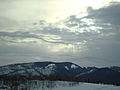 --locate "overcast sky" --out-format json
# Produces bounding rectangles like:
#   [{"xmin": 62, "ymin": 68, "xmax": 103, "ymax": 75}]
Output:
[{"xmin": 0, "ymin": 0, "xmax": 120, "ymax": 67}]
